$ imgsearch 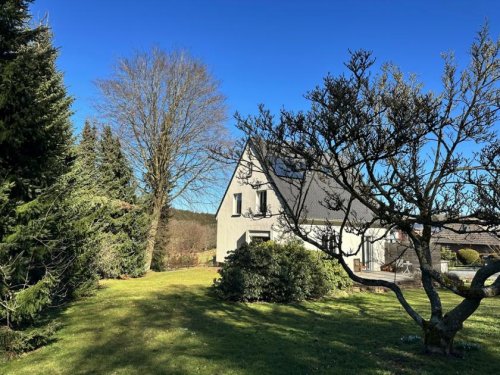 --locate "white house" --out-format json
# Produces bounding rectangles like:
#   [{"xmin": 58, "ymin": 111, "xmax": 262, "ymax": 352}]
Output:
[{"xmin": 215, "ymin": 140, "xmax": 387, "ymax": 272}]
